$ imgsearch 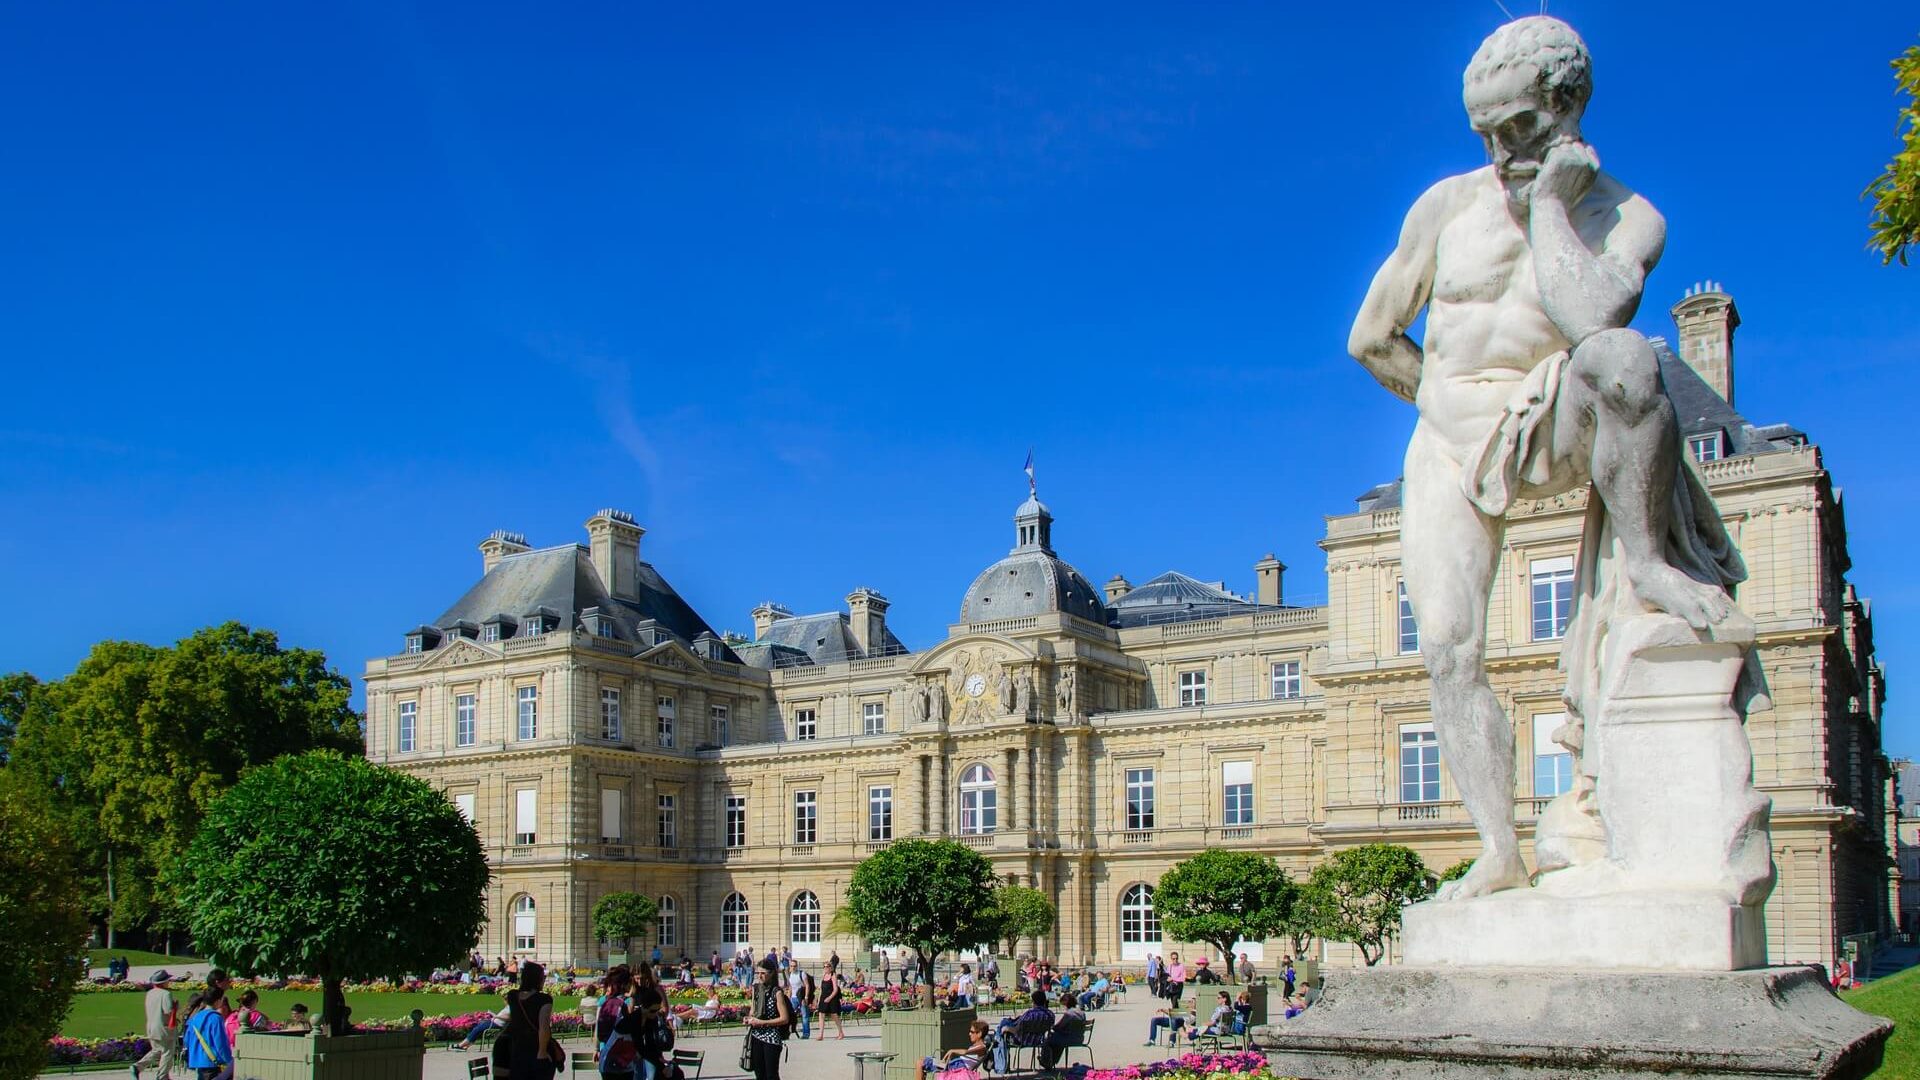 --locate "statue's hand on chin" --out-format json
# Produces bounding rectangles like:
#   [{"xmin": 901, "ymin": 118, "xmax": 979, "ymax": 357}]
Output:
[{"xmin": 1532, "ymin": 140, "xmax": 1599, "ymax": 209}]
